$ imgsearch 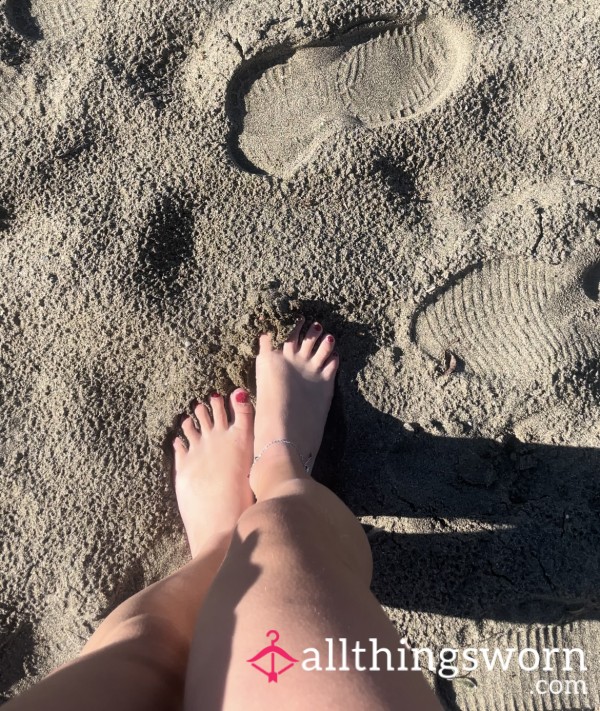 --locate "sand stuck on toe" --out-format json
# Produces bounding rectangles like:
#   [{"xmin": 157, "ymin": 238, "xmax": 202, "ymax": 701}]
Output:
[{"xmin": 1, "ymin": 0, "xmax": 600, "ymax": 708}]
